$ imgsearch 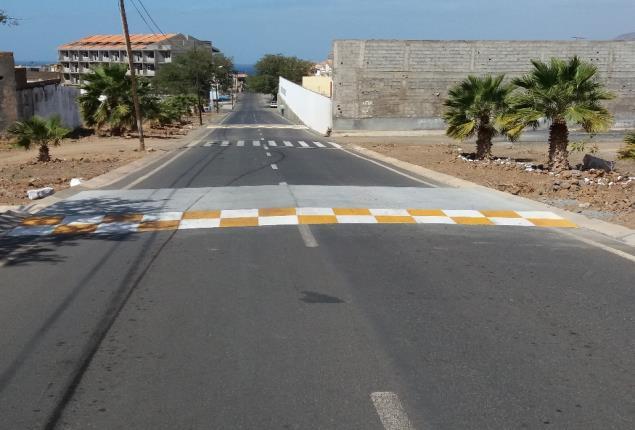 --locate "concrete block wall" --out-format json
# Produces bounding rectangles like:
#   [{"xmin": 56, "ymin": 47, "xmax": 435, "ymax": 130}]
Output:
[
  {"xmin": 332, "ymin": 40, "xmax": 635, "ymax": 131},
  {"xmin": 0, "ymin": 52, "xmax": 19, "ymax": 133}
]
